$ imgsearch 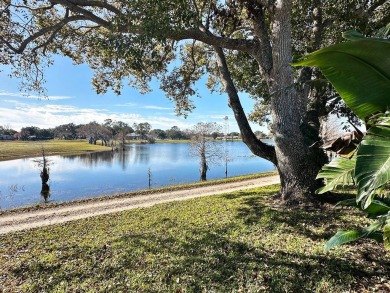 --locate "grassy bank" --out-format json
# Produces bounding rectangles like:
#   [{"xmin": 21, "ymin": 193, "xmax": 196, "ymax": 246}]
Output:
[
  {"xmin": 0, "ymin": 140, "xmax": 111, "ymax": 161},
  {"xmin": 1, "ymin": 185, "xmax": 389, "ymax": 292}
]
